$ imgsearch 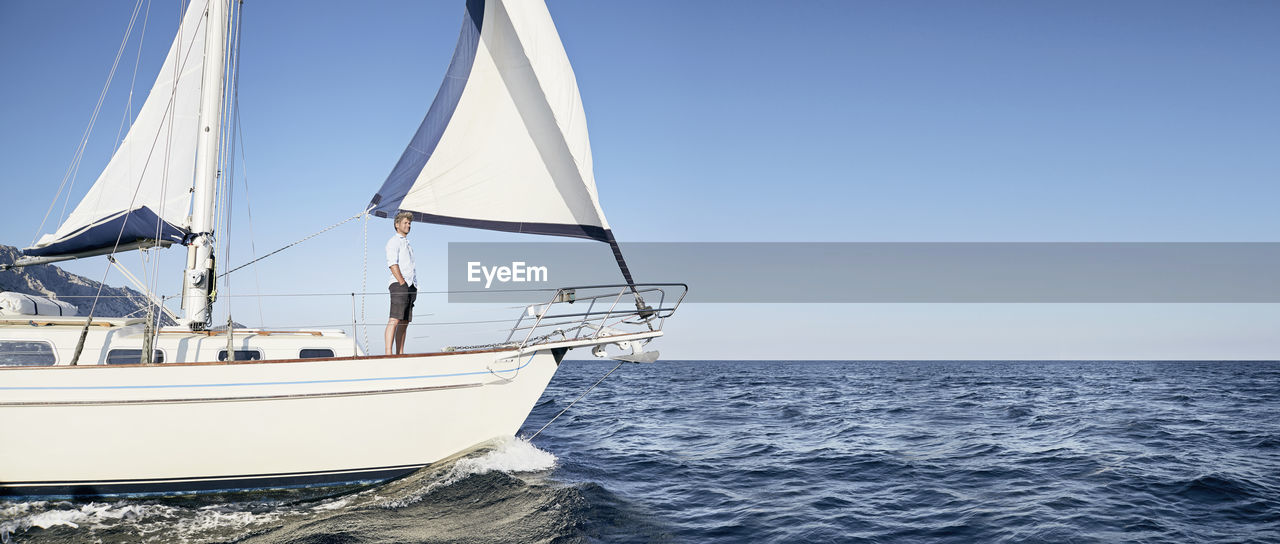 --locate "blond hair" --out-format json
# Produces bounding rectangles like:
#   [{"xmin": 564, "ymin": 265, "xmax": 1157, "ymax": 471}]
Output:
[{"xmin": 394, "ymin": 211, "xmax": 413, "ymax": 225}]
